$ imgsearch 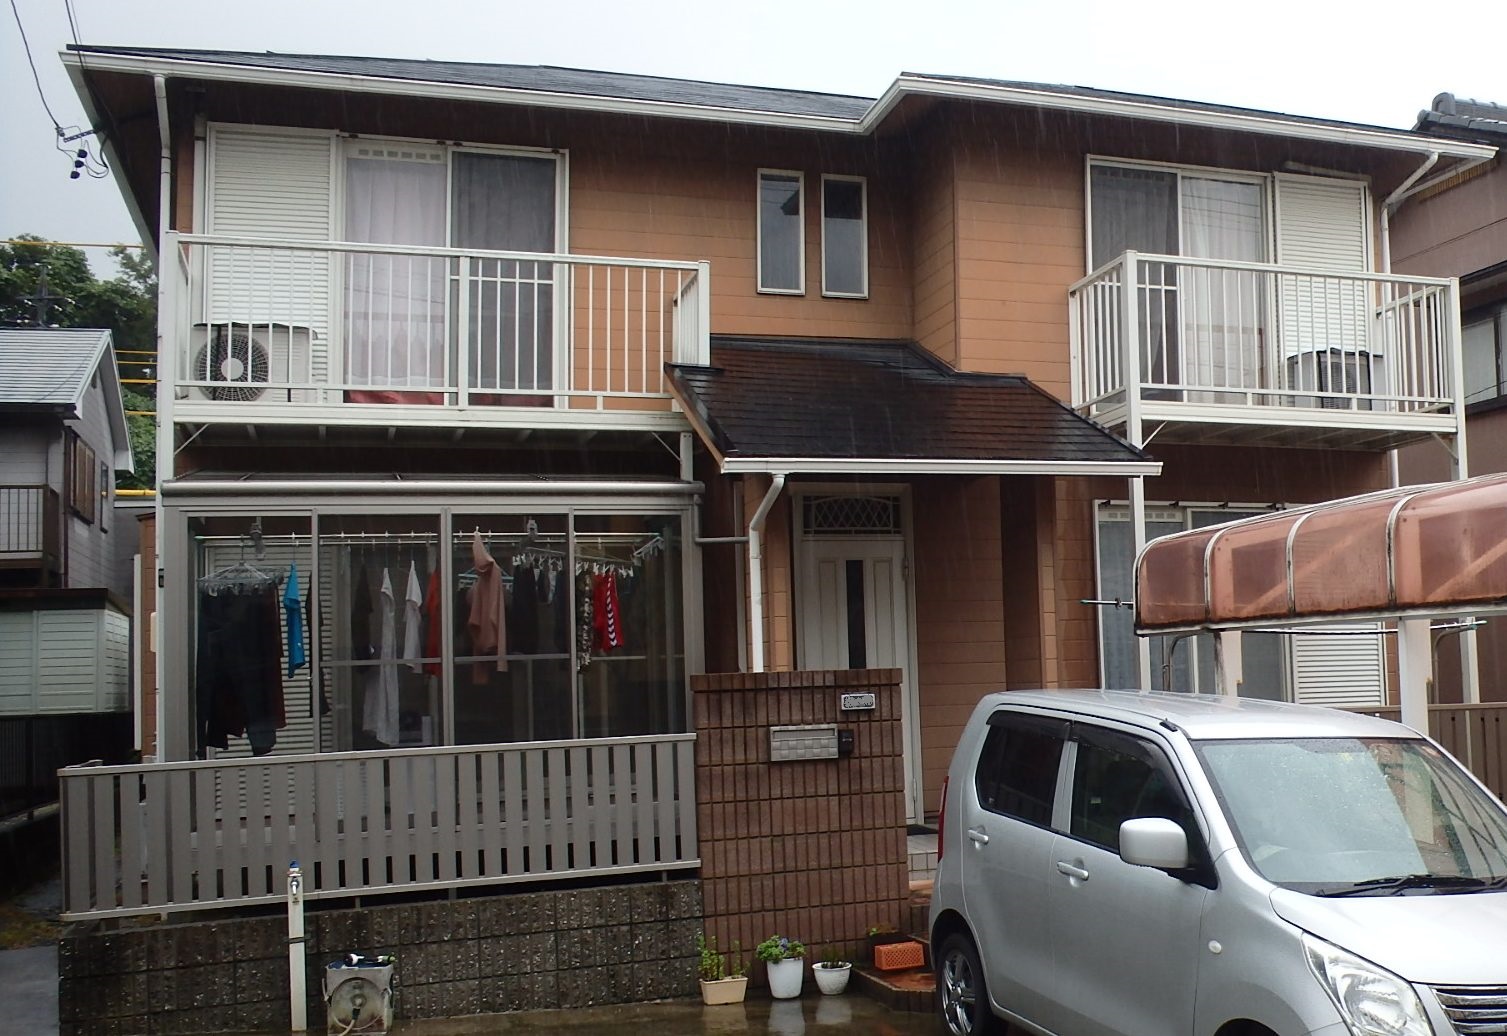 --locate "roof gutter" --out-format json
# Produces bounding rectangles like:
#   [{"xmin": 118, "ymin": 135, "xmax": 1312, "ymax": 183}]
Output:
[
  {"xmin": 160, "ymin": 478, "xmax": 702, "ymax": 497},
  {"xmin": 746, "ymin": 472, "xmax": 786, "ymax": 674},
  {"xmin": 719, "ymin": 457, "xmax": 1162, "ymax": 477}
]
